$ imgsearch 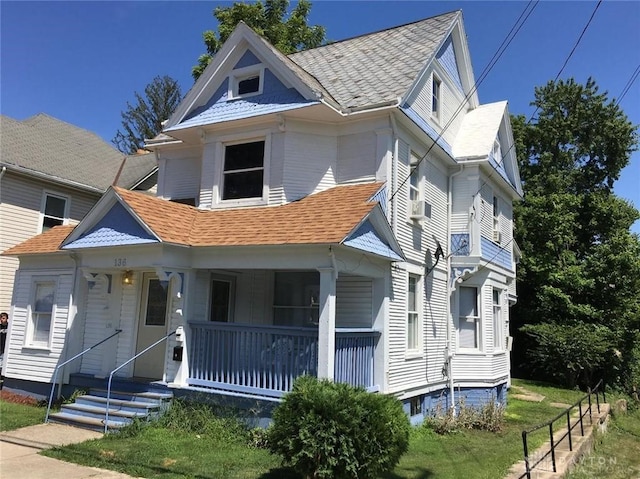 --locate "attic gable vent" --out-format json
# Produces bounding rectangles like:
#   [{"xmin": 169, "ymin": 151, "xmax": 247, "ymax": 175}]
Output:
[
  {"xmin": 230, "ymin": 65, "xmax": 264, "ymax": 99},
  {"xmin": 238, "ymin": 75, "xmax": 260, "ymax": 95}
]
